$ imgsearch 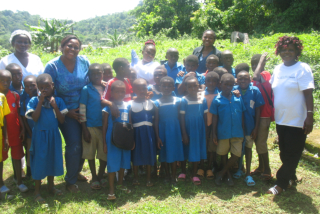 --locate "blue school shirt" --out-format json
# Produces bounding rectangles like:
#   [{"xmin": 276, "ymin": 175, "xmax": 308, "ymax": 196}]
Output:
[
  {"xmin": 164, "ymin": 62, "xmax": 184, "ymax": 82},
  {"xmin": 20, "ymin": 94, "xmax": 34, "ymax": 138},
  {"xmin": 219, "ymin": 66, "xmax": 236, "ymax": 77},
  {"xmin": 233, "ymin": 85, "xmax": 265, "ymax": 136},
  {"xmin": 175, "ymin": 69, "xmax": 205, "ymax": 97},
  {"xmin": 44, "ymin": 55, "xmax": 90, "ymax": 110},
  {"xmin": 147, "ymin": 85, "xmax": 176, "ymax": 101},
  {"xmin": 79, "ymin": 82, "xmax": 103, "ymax": 127},
  {"xmin": 210, "ymin": 93, "xmax": 246, "ymax": 140}
]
